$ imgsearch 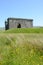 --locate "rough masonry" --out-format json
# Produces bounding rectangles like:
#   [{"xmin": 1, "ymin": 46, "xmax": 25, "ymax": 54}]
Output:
[{"xmin": 5, "ymin": 18, "xmax": 33, "ymax": 30}]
